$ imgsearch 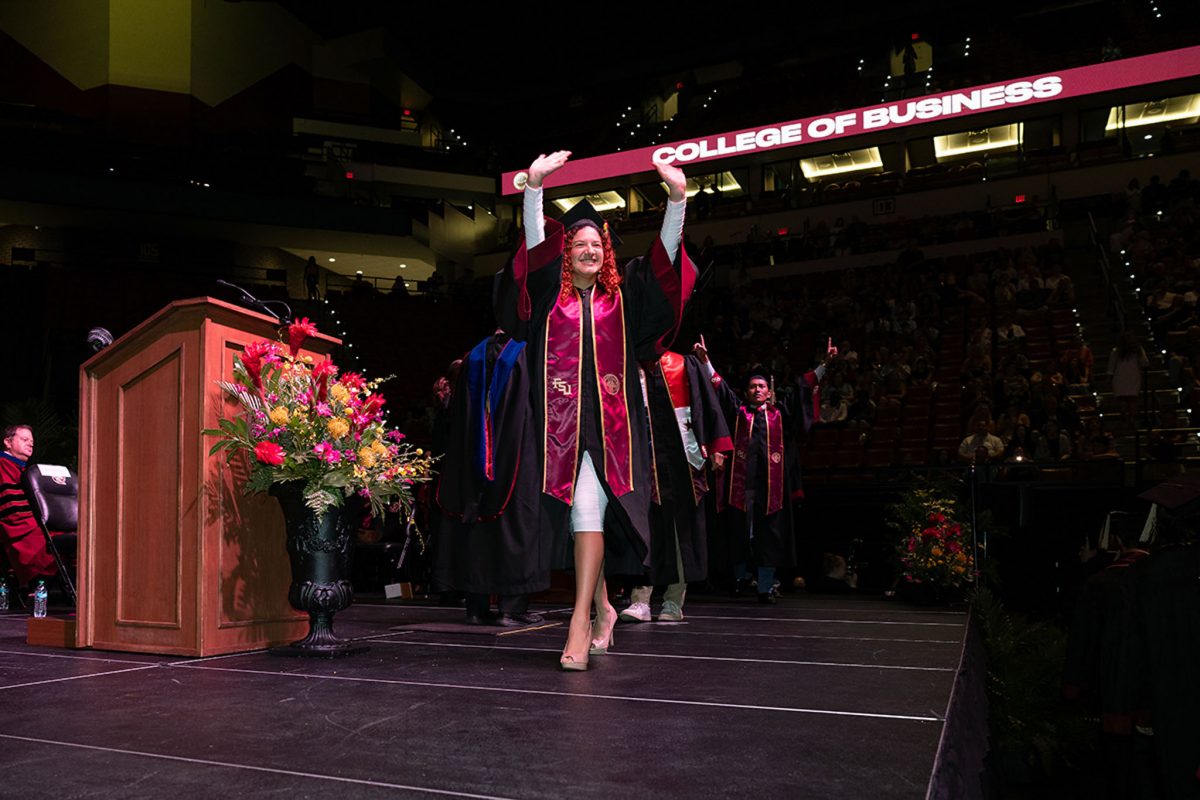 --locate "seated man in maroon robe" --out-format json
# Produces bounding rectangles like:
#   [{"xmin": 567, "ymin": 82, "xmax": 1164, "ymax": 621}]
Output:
[{"xmin": 0, "ymin": 424, "xmax": 57, "ymax": 589}]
